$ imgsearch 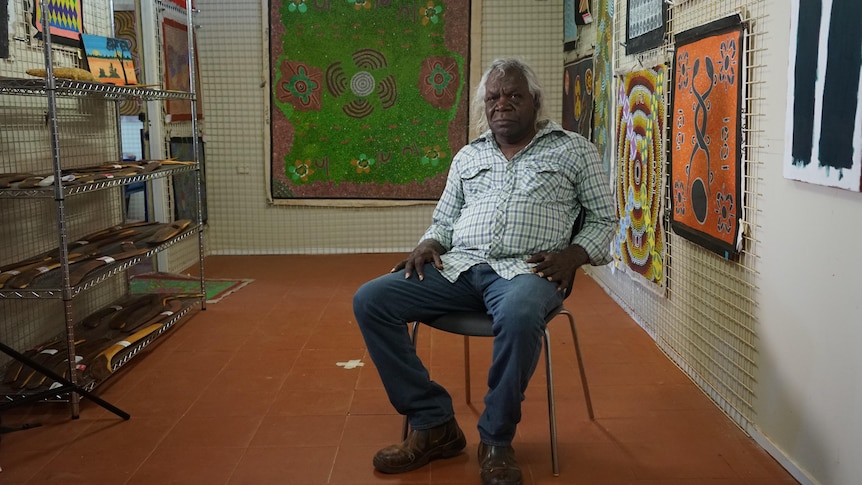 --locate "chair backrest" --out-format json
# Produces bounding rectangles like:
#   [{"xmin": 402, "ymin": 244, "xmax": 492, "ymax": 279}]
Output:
[
  {"xmin": 571, "ymin": 207, "xmax": 587, "ymax": 243},
  {"xmin": 562, "ymin": 208, "xmax": 588, "ymax": 299}
]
